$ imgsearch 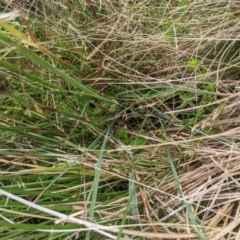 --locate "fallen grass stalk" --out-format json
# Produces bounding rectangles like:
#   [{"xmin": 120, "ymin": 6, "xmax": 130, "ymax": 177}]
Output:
[{"xmin": 0, "ymin": 189, "xmax": 118, "ymax": 239}]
